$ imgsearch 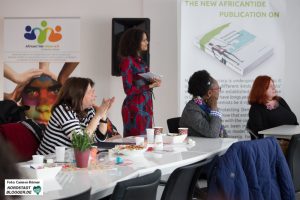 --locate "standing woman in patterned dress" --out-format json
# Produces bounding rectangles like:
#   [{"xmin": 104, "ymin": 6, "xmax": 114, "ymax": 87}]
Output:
[{"xmin": 118, "ymin": 28, "xmax": 161, "ymax": 137}]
